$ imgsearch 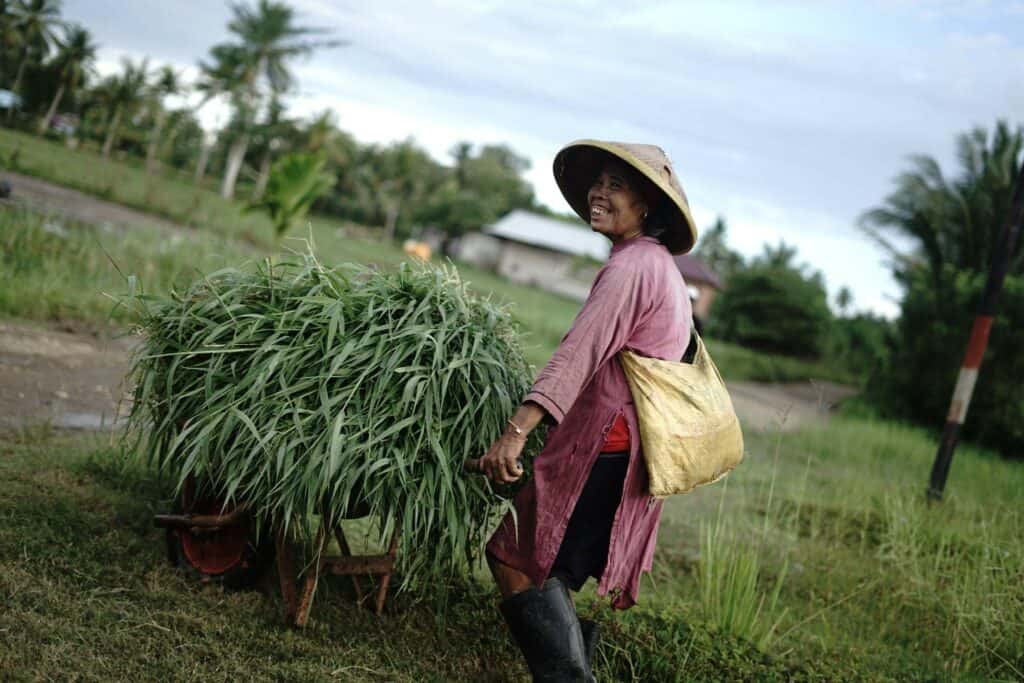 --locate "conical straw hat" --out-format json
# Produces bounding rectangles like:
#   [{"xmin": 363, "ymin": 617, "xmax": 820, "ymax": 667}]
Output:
[{"xmin": 553, "ymin": 140, "xmax": 698, "ymax": 254}]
